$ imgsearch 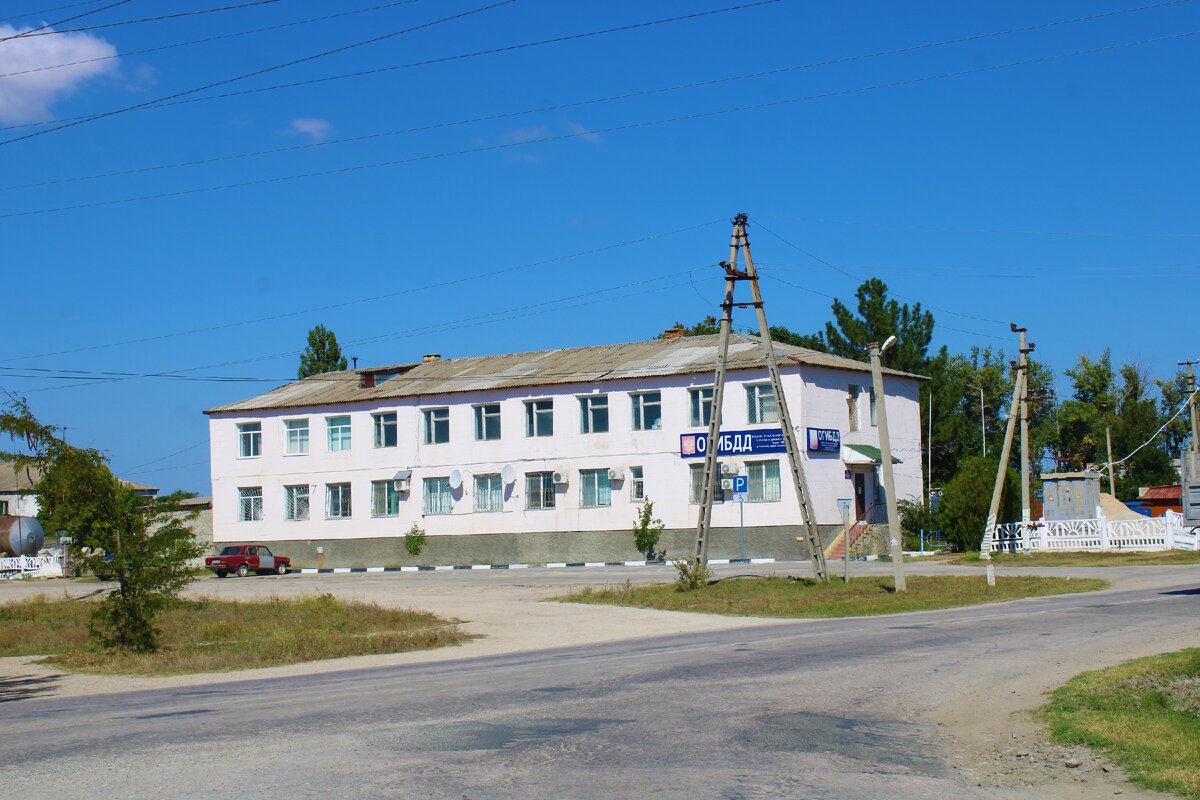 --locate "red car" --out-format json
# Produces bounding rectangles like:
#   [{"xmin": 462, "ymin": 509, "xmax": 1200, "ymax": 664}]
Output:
[{"xmin": 205, "ymin": 544, "xmax": 291, "ymax": 578}]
